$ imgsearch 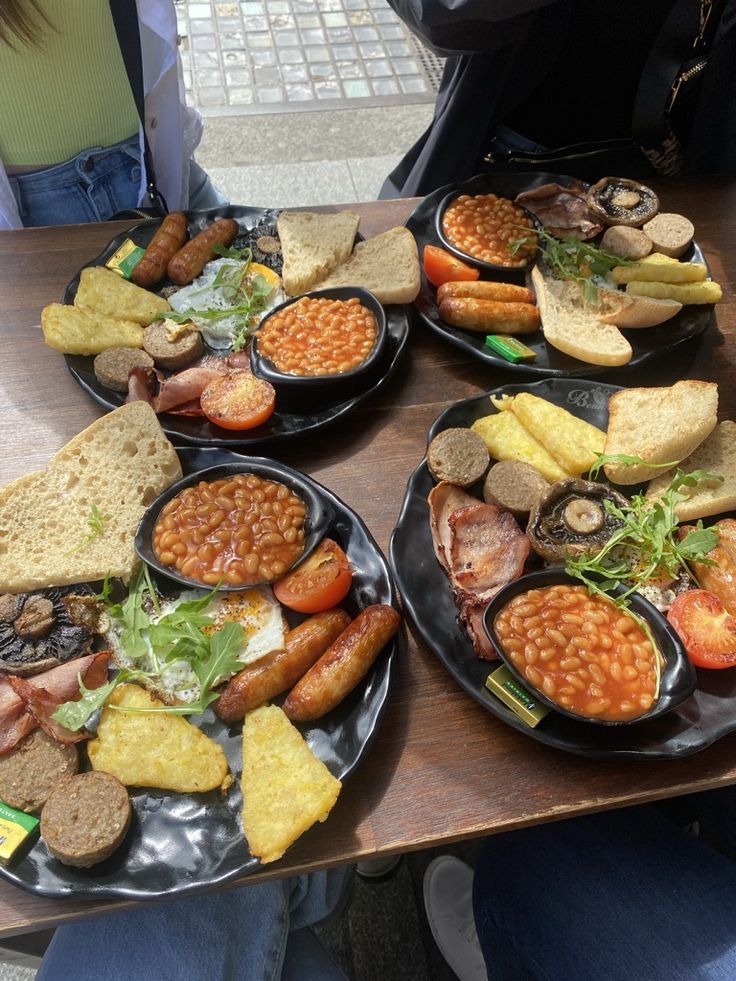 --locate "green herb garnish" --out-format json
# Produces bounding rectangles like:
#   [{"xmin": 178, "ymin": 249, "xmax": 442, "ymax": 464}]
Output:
[
  {"xmin": 66, "ymin": 505, "xmax": 111, "ymax": 555},
  {"xmin": 511, "ymin": 227, "xmax": 634, "ymax": 303}
]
